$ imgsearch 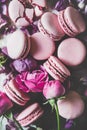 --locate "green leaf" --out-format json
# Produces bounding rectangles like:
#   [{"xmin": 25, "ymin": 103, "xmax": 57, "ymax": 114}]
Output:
[{"xmin": 4, "ymin": 110, "xmax": 13, "ymax": 120}]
